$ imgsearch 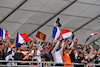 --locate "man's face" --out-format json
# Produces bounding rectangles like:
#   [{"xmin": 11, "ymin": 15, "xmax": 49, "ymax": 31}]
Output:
[
  {"xmin": 0, "ymin": 45, "xmax": 4, "ymax": 50},
  {"xmin": 34, "ymin": 46, "xmax": 38, "ymax": 50},
  {"xmin": 21, "ymin": 45, "xmax": 27, "ymax": 51},
  {"xmin": 12, "ymin": 47, "xmax": 16, "ymax": 52},
  {"xmin": 78, "ymin": 53, "xmax": 83, "ymax": 57},
  {"xmin": 78, "ymin": 49, "xmax": 82, "ymax": 52},
  {"xmin": 45, "ymin": 48, "xmax": 50, "ymax": 53},
  {"xmin": 65, "ymin": 49, "xmax": 70, "ymax": 54}
]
